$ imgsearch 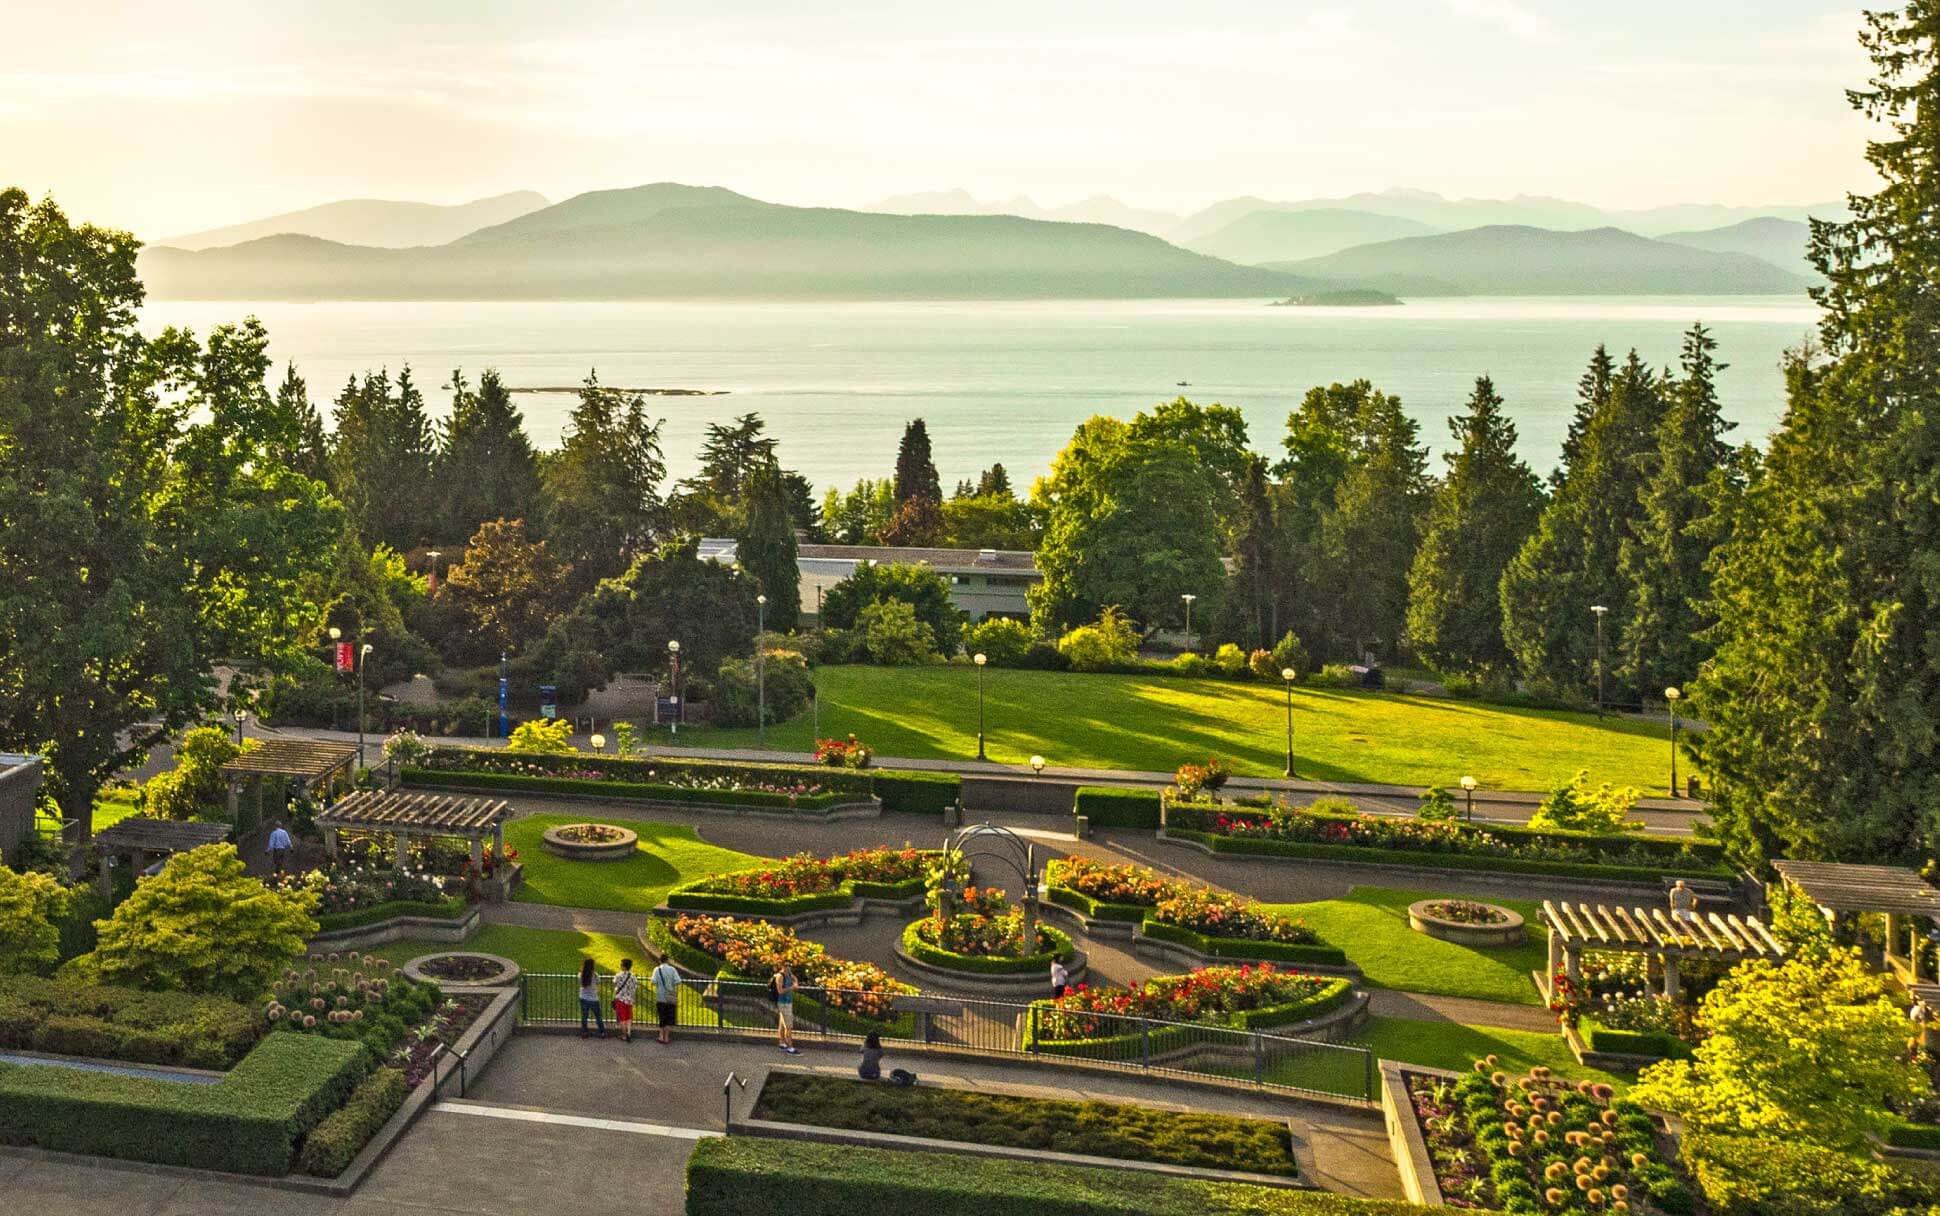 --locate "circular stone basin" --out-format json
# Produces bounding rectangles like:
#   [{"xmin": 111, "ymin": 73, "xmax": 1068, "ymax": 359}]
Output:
[
  {"xmin": 541, "ymin": 823, "xmax": 638, "ymax": 861},
  {"xmin": 403, "ymin": 952, "xmax": 522, "ymax": 987},
  {"xmin": 1407, "ymin": 899, "xmax": 1526, "ymax": 947}
]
